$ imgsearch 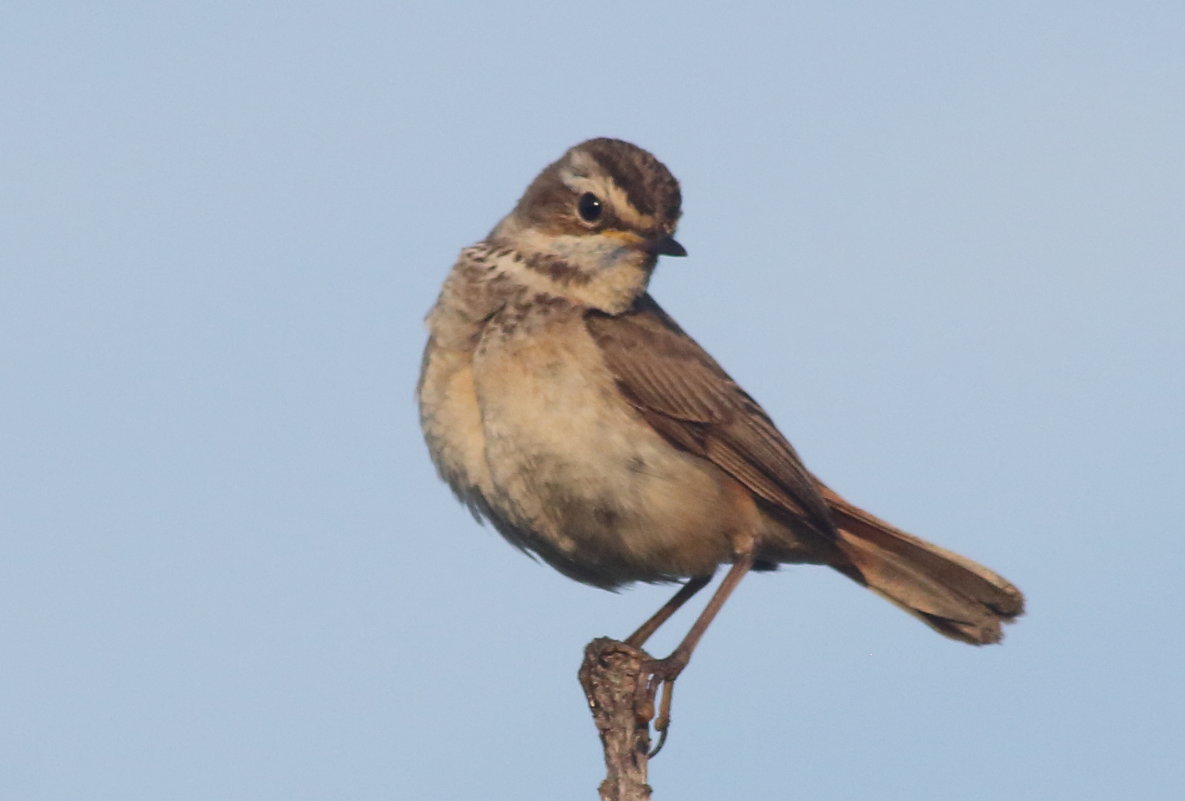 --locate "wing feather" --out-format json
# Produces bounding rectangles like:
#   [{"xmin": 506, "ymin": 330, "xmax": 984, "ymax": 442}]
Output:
[{"xmin": 586, "ymin": 294, "xmax": 835, "ymax": 538}]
